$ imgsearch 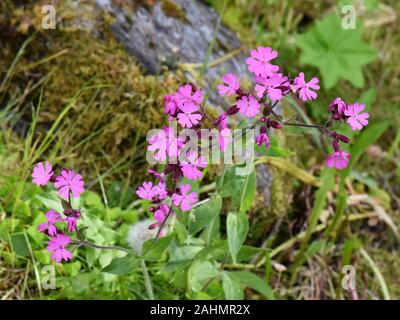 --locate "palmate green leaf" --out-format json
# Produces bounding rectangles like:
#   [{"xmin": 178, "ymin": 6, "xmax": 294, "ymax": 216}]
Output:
[
  {"xmin": 188, "ymin": 195, "xmax": 222, "ymax": 234},
  {"xmin": 296, "ymin": 13, "xmax": 376, "ymax": 89},
  {"xmin": 227, "ymin": 212, "xmax": 249, "ymax": 263}
]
